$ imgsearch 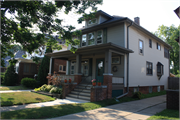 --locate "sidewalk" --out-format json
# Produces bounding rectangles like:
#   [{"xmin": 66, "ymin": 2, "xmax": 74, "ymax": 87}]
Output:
[
  {"xmin": 0, "ymin": 90, "xmax": 32, "ymax": 93},
  {"xmin": 1, "ymin": 90, "xmax": 89, "ymax": 112},
  {"xmin": 47, "ymin": 95, "xmax": 166, "ymax": 120}
]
